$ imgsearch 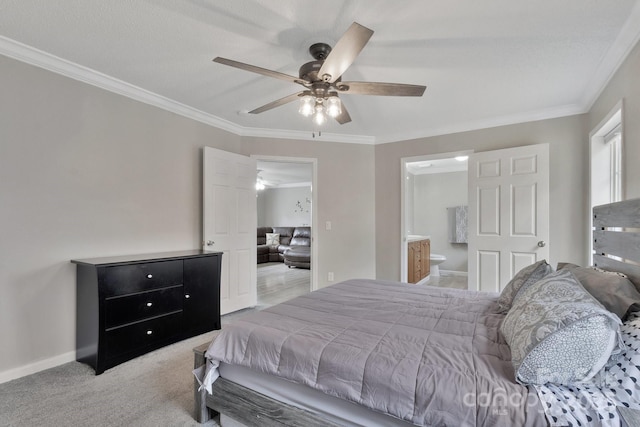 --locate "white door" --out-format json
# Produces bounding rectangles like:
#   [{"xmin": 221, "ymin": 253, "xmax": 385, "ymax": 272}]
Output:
[
  {"xmin": 468, "ymin": 144, "xmax": 549, "ymax": 292},
  {"xmin": 203, "ymin": 147, "xmax": 257, "ymax": 314}
]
